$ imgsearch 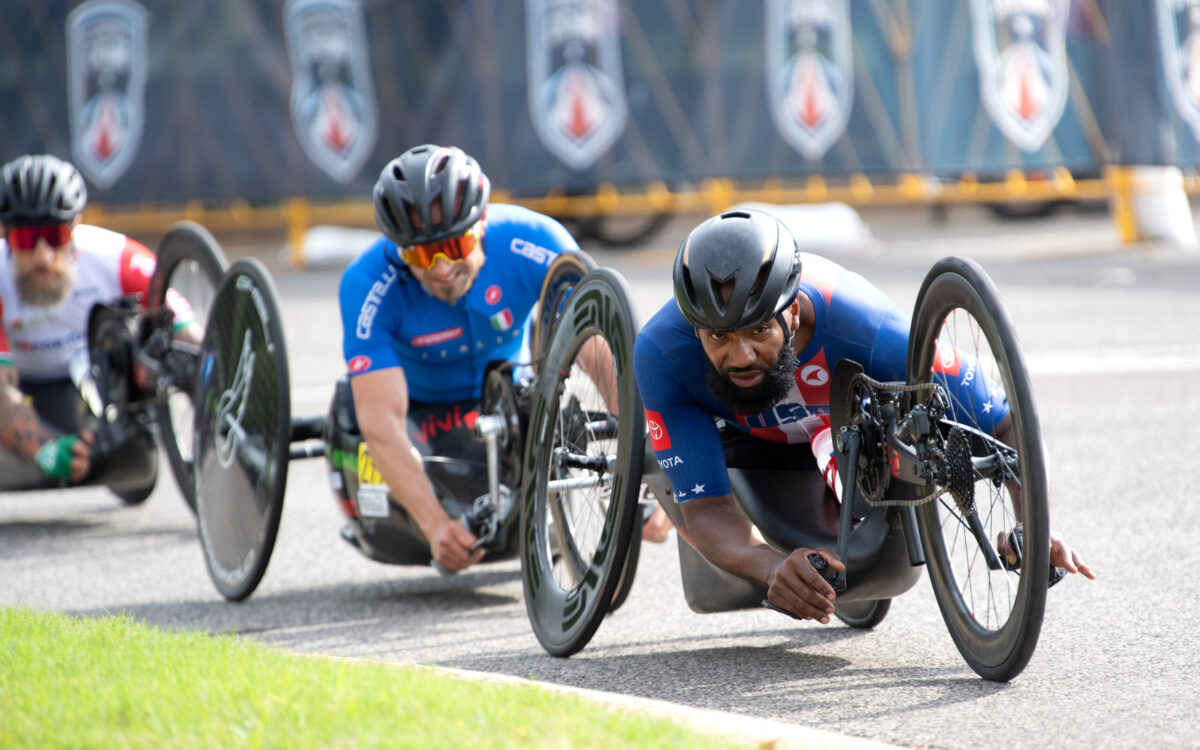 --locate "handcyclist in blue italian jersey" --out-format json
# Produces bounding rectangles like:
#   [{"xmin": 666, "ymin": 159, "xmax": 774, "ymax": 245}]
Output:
[
  {"xmin": 338, "ymin": 144, "xmax": 670, "ymax": 574},
  {"xmin": 634, "ymin": 209, "xmax": 1093, "ymax": 623}
]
